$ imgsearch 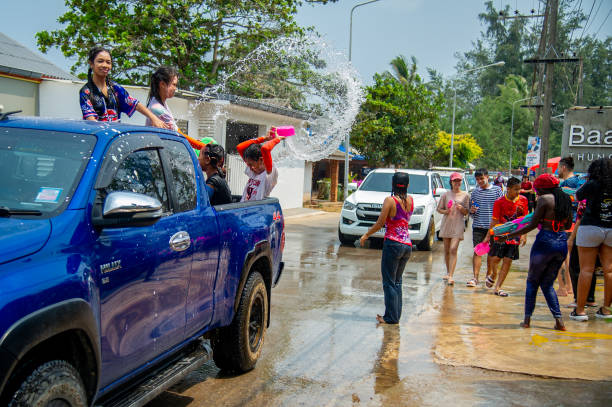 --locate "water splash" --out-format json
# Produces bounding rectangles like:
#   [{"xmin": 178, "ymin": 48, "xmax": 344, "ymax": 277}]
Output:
[{"xmin": 192, "ymin": 33, "xmax": 364, "ymax": 162}]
